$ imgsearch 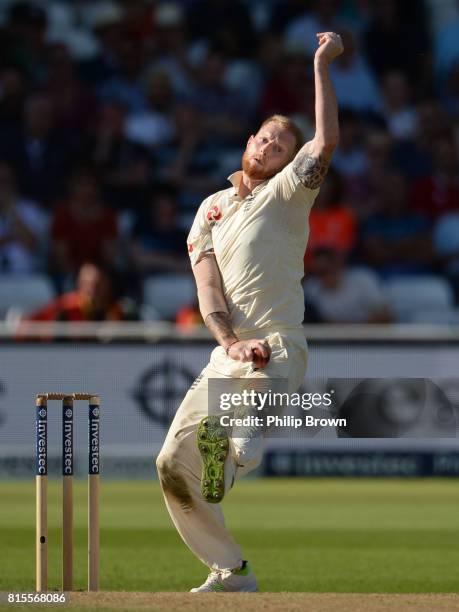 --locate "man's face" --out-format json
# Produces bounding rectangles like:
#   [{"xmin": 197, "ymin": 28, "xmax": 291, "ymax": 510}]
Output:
[
  {"xmin": 242, "ymin": 122, "xmax": 296, "ymax": 180},
  {"xmin": 77, "ymin": 264, "xmax": 112, "ymax": 309}
]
